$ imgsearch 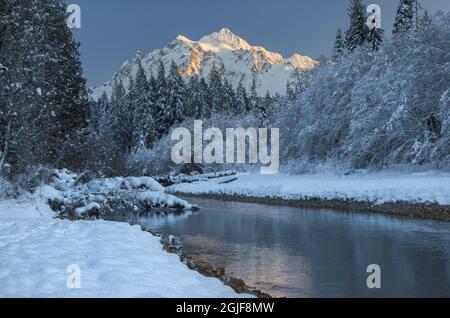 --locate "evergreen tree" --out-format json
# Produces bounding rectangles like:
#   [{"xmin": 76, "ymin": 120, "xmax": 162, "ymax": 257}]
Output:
[
  {"xmin": 154, "ymin": 60, "xmax": 169, "ymax": 138},
  {"xmin": 166, "ymin": 60, "xmax": 186, "ymax": 124},
  {"xmin": 223, "ymin": 78, "xmax": 237, "ymax": 114},
  {"xmin": 131, "ymin": 63, "xmax": 151, "ymax": 148},
  {"xmin": 0, "ymin": 0, "xmax": 89, "ymax": 174},
  {"xmin": 208, "ymin": 66, "xmax": 225, "ymax": 113},
  {"xmin": 418, "ymin": 10, "xmax": 433, "ymax": 32},
  {"xmin": 235, "ymin": 78, "xmax": 249, "ymax": 115},
  {"xmin": 333, "ymin": 29, "xmax": 345, "ymax": 59},
  {"xmin": 108, "ymin": 80, "xmax": 130, "ymax": 154},
  {"xmin": 393, "ymin": 0, "xmax": 417, "ymax": 36},
  {"xmin": 248, "ymin": 78, "xmax": 259, "ymax": 112},
  {"xmin": 286, "ymin": 81, "xmax": 296, "ymax": 101},
  {"xmin": 367, "ymin": 26, "xmax": 384, "ymax": 50},
  {"xmin": 257, "ymin": 92, "xmax": 271, "ymax": 125},
  {"xmin": 197, "ymin": 77, "xmax": 212, "ymax": 118},
  {"xmin": 345, "ymin": 0, "xmax": 369, "ymax": 51},
  {"xmin": 185, "ymin": 75, "xmax": 210, "ymax": 118}
]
